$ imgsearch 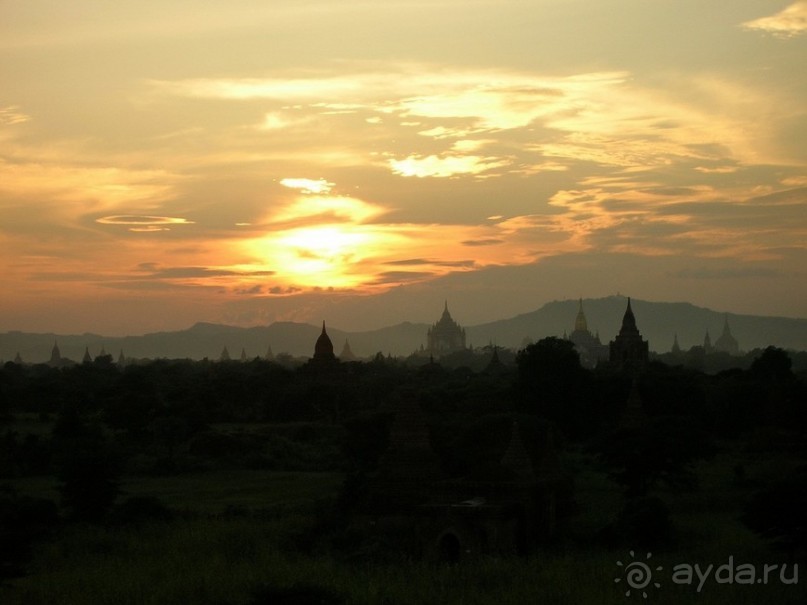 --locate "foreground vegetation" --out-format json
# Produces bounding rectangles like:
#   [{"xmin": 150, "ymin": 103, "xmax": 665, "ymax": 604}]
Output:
[
  {"xmin": 4, "ymin": 446, "xmax": 805, "ymax": 605},
  {"xmin": 1, "ymin": 342, "xmax": 806, "ymax": 603}
]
